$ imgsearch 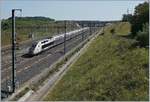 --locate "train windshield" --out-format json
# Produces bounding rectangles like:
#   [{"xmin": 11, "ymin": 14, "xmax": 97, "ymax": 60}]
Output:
[
  {"xmin": 29, "ymin": 42, "xmax": 37, "ymax": 54},
  {"xmin": 31, "ymin": 42, "xmax": 37, "ymax": 48}
]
